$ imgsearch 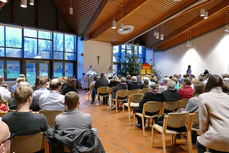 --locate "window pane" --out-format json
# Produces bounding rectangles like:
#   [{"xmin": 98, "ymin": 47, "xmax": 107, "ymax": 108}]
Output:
[
  {"xmin": 7, "ymin": 61, "xmax": 20, "ymax": 79},
  {"xmin": 113, "ymin": 56, "xmax": 120, "ymax": 62},
  {"xmin": 113, "ymin": 46, "xmax": 120, "ymax": 56},
  {"xmin": 26, "ymin": 63, "xmax": 36, "ymax": 85},
  {"xmin": 127, "ymin": 44, "xmax": 132, "ymax": 50},
  {"xmin": 24, "ymin": 28, "xmax": 37, "ymax": 37},
  {"xmin": 65, "ymin": 52, "xmax": 75, "ymax": 60},
  {"xmin": 54, "ymin": 62, "xmax": 63, "ymax": 78},
  {"xmin": 0, "ymin": 47, "xmax": 4, "ymax": 57},
  {"xmin": 0, "ymin": 60, "xmax": 3, "ymax": 77},
  {"xmin": 0, "ymin": 26, "xmax": 4, "ymax": 46},
  {"xmin": 38, "ymin": 40, "xmax": 52, "ymax": 59},
  {"xmin": 65, "ymin": 35, "xmax": 75, "ymax": 52},
  {"xmin": 24, "ymin": 38, "xmax": 37, "ymax": 58},
  {"xmin": 38, "ymin": 31, "xmax": 52, "ymax": 39},
  {"xmin": 39, "ymin": 63, "xmax": 48, "ymax": 77},
  {"xmin": 6, "ymin": 48, "xmax": 22, "ymax": 57},
  {"xmin": 122, "ymin": 45, "xmax": 125, "ymax": 49},
  {"xmin": 65, "ymin": 63, "xmax": 73, "ymax": 77},
  {"xmin": 54, "ymin": 52, "xmax": 63, "ymax": 60},
  {"xmin": 6, "ymin": 26, "xmax": 22, "ymax": 48},
  {"xmin": 113, "ymin": 64, "xmax": 118, "ymax": 75},
  {"xmin": 54, "ymin": 33, "xmax": 63, "ymax": 51}
]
